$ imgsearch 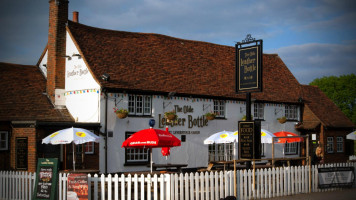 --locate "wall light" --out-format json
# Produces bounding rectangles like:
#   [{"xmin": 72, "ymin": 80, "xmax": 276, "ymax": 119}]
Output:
[{"xmin": 101, "ymin": 73, "xmax": 110, "ymax": 81}]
